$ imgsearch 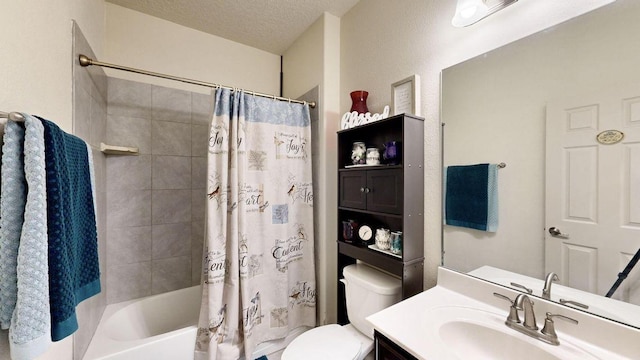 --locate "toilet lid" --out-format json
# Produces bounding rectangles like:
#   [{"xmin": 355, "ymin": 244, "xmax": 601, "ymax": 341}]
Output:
[{"xmin": 283, "ymin": 324, "xmax": 362, "ymax": 360}]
